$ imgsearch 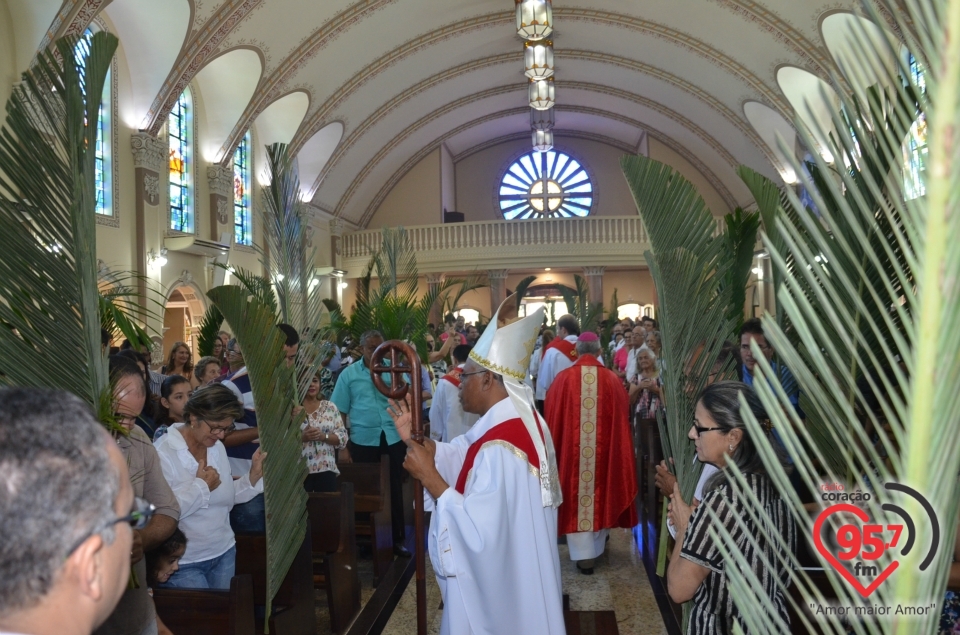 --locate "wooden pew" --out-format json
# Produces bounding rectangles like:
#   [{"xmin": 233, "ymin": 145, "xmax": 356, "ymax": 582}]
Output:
[
  {"xmin": 235, "ymin": 528, "xmax": 316, "ymax": 635},
  {"xmin": 153, "ymin": 574, "xmax": 256, "ymax": 635},
  {"xmin": 336, "ymin": 456, "xmax": 393, "ymax": 586},
  {"xmin": 308, "ymin": 483, "xmax": 362, "ymax": 634}
]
